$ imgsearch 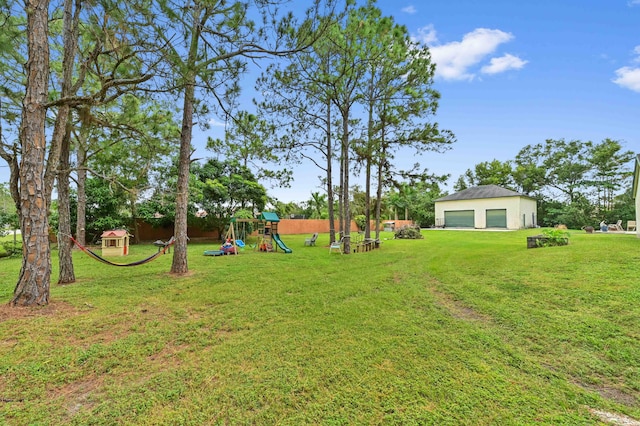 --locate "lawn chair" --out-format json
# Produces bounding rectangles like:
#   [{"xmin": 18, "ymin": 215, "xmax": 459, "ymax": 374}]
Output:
[
  {"xmin": 304, "ymin": 233, "xmax": 318, "ymax": 246},
  {"xmin": 609, "ymin": 220, "xmax": 623, "ymax": 231},
  {"xmin": 627, "ymin": 220, "xmax": 637, "ymax": 232},
  {"xmin": 329, "ymin": 236, "xmax": 343, "ymax": 254}
]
